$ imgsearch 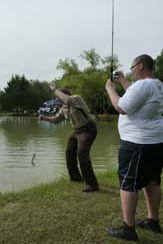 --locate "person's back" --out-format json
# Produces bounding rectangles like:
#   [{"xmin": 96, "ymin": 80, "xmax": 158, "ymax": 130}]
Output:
[{"xmin": 65, "ymin": 94, "xmax": 95, "ymax": 129}]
